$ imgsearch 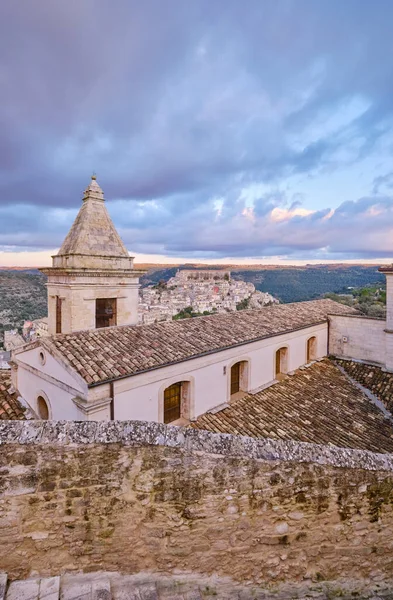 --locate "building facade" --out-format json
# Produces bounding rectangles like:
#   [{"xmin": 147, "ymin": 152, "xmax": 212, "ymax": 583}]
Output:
[{"xmin": 12, "ymin": 299, "xmax": 354, "ymax": 422}]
